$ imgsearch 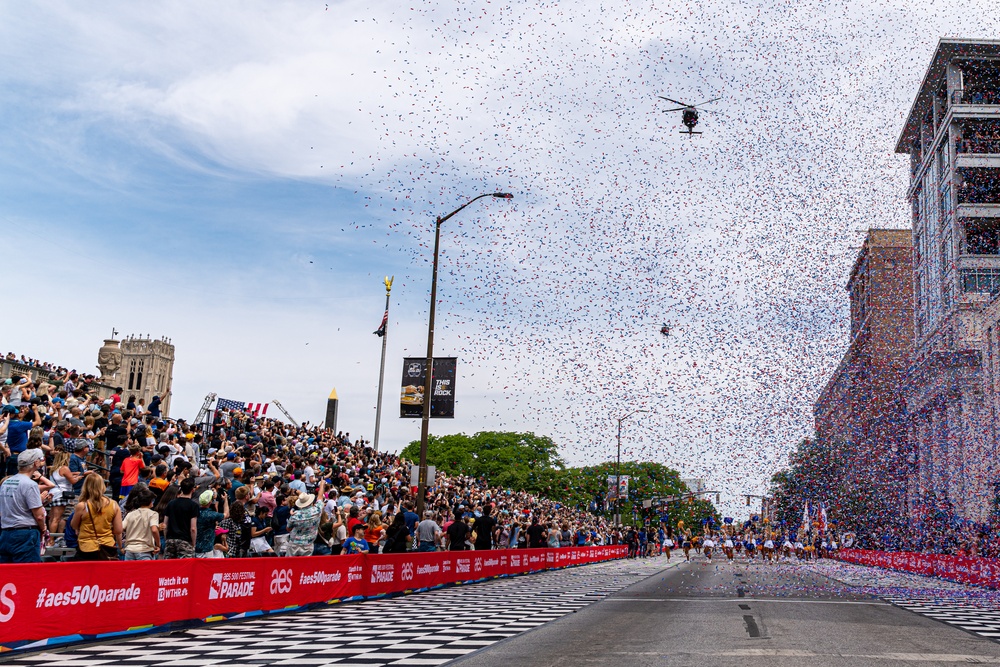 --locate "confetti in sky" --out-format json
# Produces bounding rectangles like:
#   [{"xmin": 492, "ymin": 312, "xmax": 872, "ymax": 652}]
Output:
[{"xmin": 3, "ymin": 0, "xmax": 999, "ymax": 515}]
